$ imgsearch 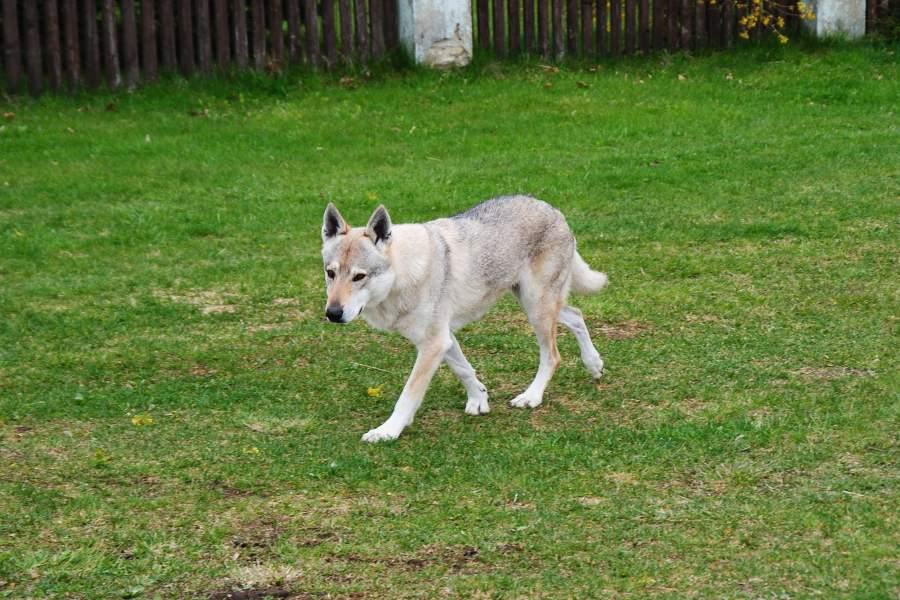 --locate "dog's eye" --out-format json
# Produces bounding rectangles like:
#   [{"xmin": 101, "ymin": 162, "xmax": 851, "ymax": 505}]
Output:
[
  {"xmin": 326, "ymin": 269, "xmax": 335, "ymax": 279},
  {"xmin": 352, "ymin": 273, "xmax": 366, "ymax": 282}
]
